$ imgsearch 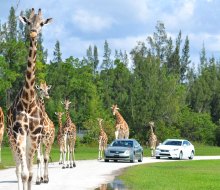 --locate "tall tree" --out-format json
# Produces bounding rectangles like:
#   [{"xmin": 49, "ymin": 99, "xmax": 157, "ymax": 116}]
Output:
[
  {"xmin": 53, "ymin": 40, "xmax": 62, "ymax": 63},
  {"xmin": 101, "ymin": 40, "xmax": 112, "ymax": 69}
]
